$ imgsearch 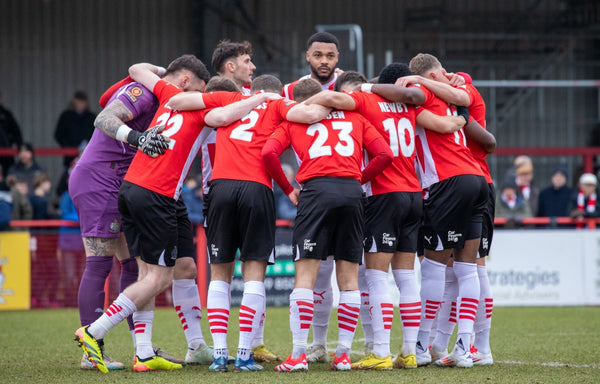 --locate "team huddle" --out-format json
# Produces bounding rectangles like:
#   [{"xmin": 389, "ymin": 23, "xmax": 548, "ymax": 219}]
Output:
[{"xmin": 72, "ymin": 31, "xmax": 496, "ymax": 373}]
